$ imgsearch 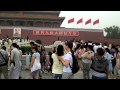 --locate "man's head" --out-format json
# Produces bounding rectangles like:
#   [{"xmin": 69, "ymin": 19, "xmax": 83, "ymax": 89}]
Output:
[
  {"xmin": 97, "ymin": 48, "xmax": 105, "ymax": 56},
  {"xmin": 37, "ymin": 45, "xmax": 42, "ymax": 51},
  {"xmin": 87, "ymin": 45, "xmax": 93, "ymax": 51},
  {"xmin": 16, "ymin": 44, "xmax": 20, "ymax": 50},
  {"xmin": 30, "ymin": 42, "xmax": 35, "ymax": 48},
  {"xmin": 11, "ymin": 43, "xmax": 18, "ymax": 49},
  {"xmin": 1, "ymin": 46, "xmax": 6, "ymax": 51}
]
